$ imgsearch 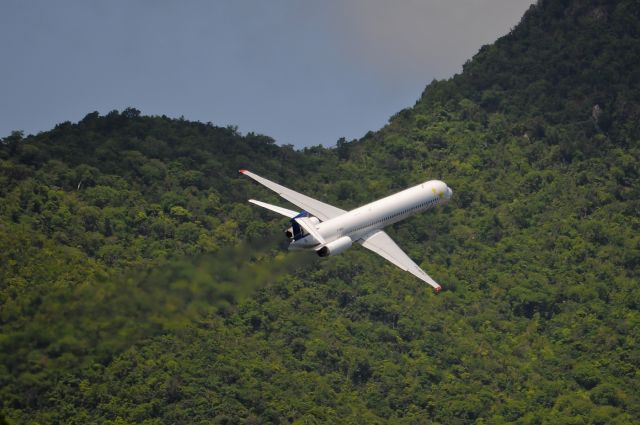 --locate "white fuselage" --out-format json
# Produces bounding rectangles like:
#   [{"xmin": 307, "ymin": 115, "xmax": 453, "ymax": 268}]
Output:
[{"xmin": 290, "ymin": 180, "xmax": 453, "ymax": 249}]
